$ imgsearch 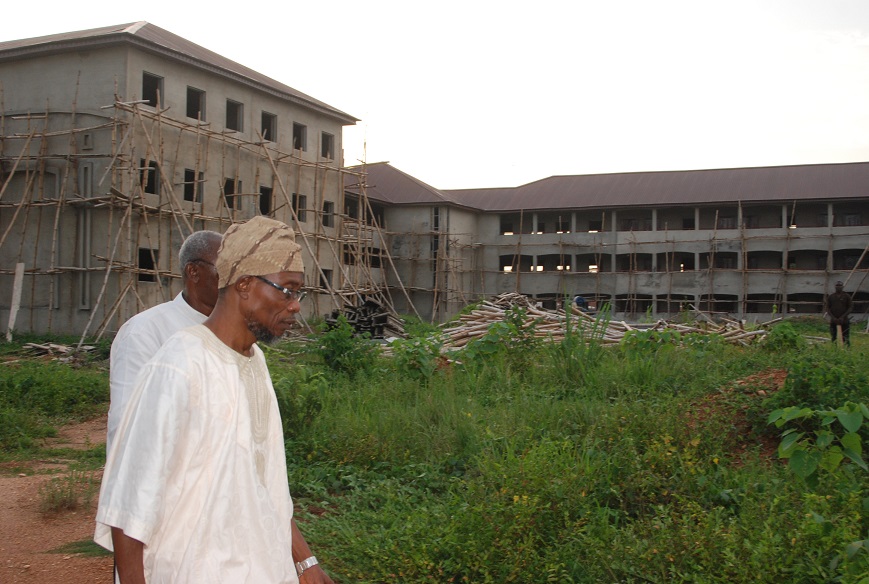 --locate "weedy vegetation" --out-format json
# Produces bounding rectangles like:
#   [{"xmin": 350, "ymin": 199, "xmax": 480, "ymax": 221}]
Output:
[{"xmin": 2, "ymin": 314, "xmax": 867, "ymax": 583}]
